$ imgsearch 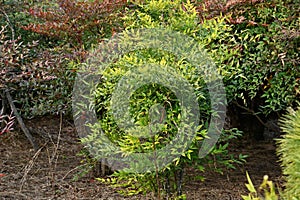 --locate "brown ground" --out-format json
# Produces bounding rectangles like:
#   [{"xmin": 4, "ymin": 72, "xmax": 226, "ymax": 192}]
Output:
[{"xmin": 0, "ymin": 115, "xmax": 283, "ymax": 200}]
